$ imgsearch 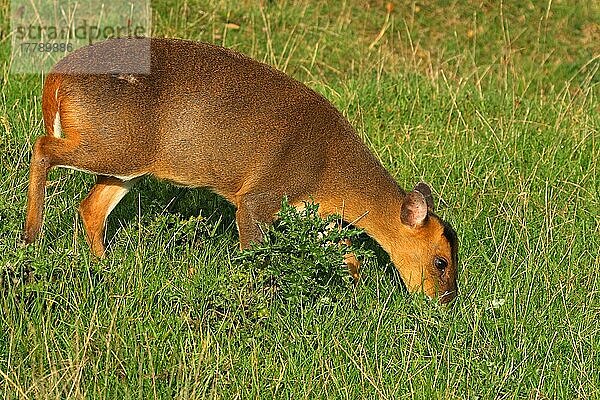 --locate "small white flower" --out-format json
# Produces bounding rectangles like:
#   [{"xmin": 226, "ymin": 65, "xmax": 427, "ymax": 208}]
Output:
[{"xmin": 491, "ymin": 298, "xmax": 505, "ymax": 309}]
